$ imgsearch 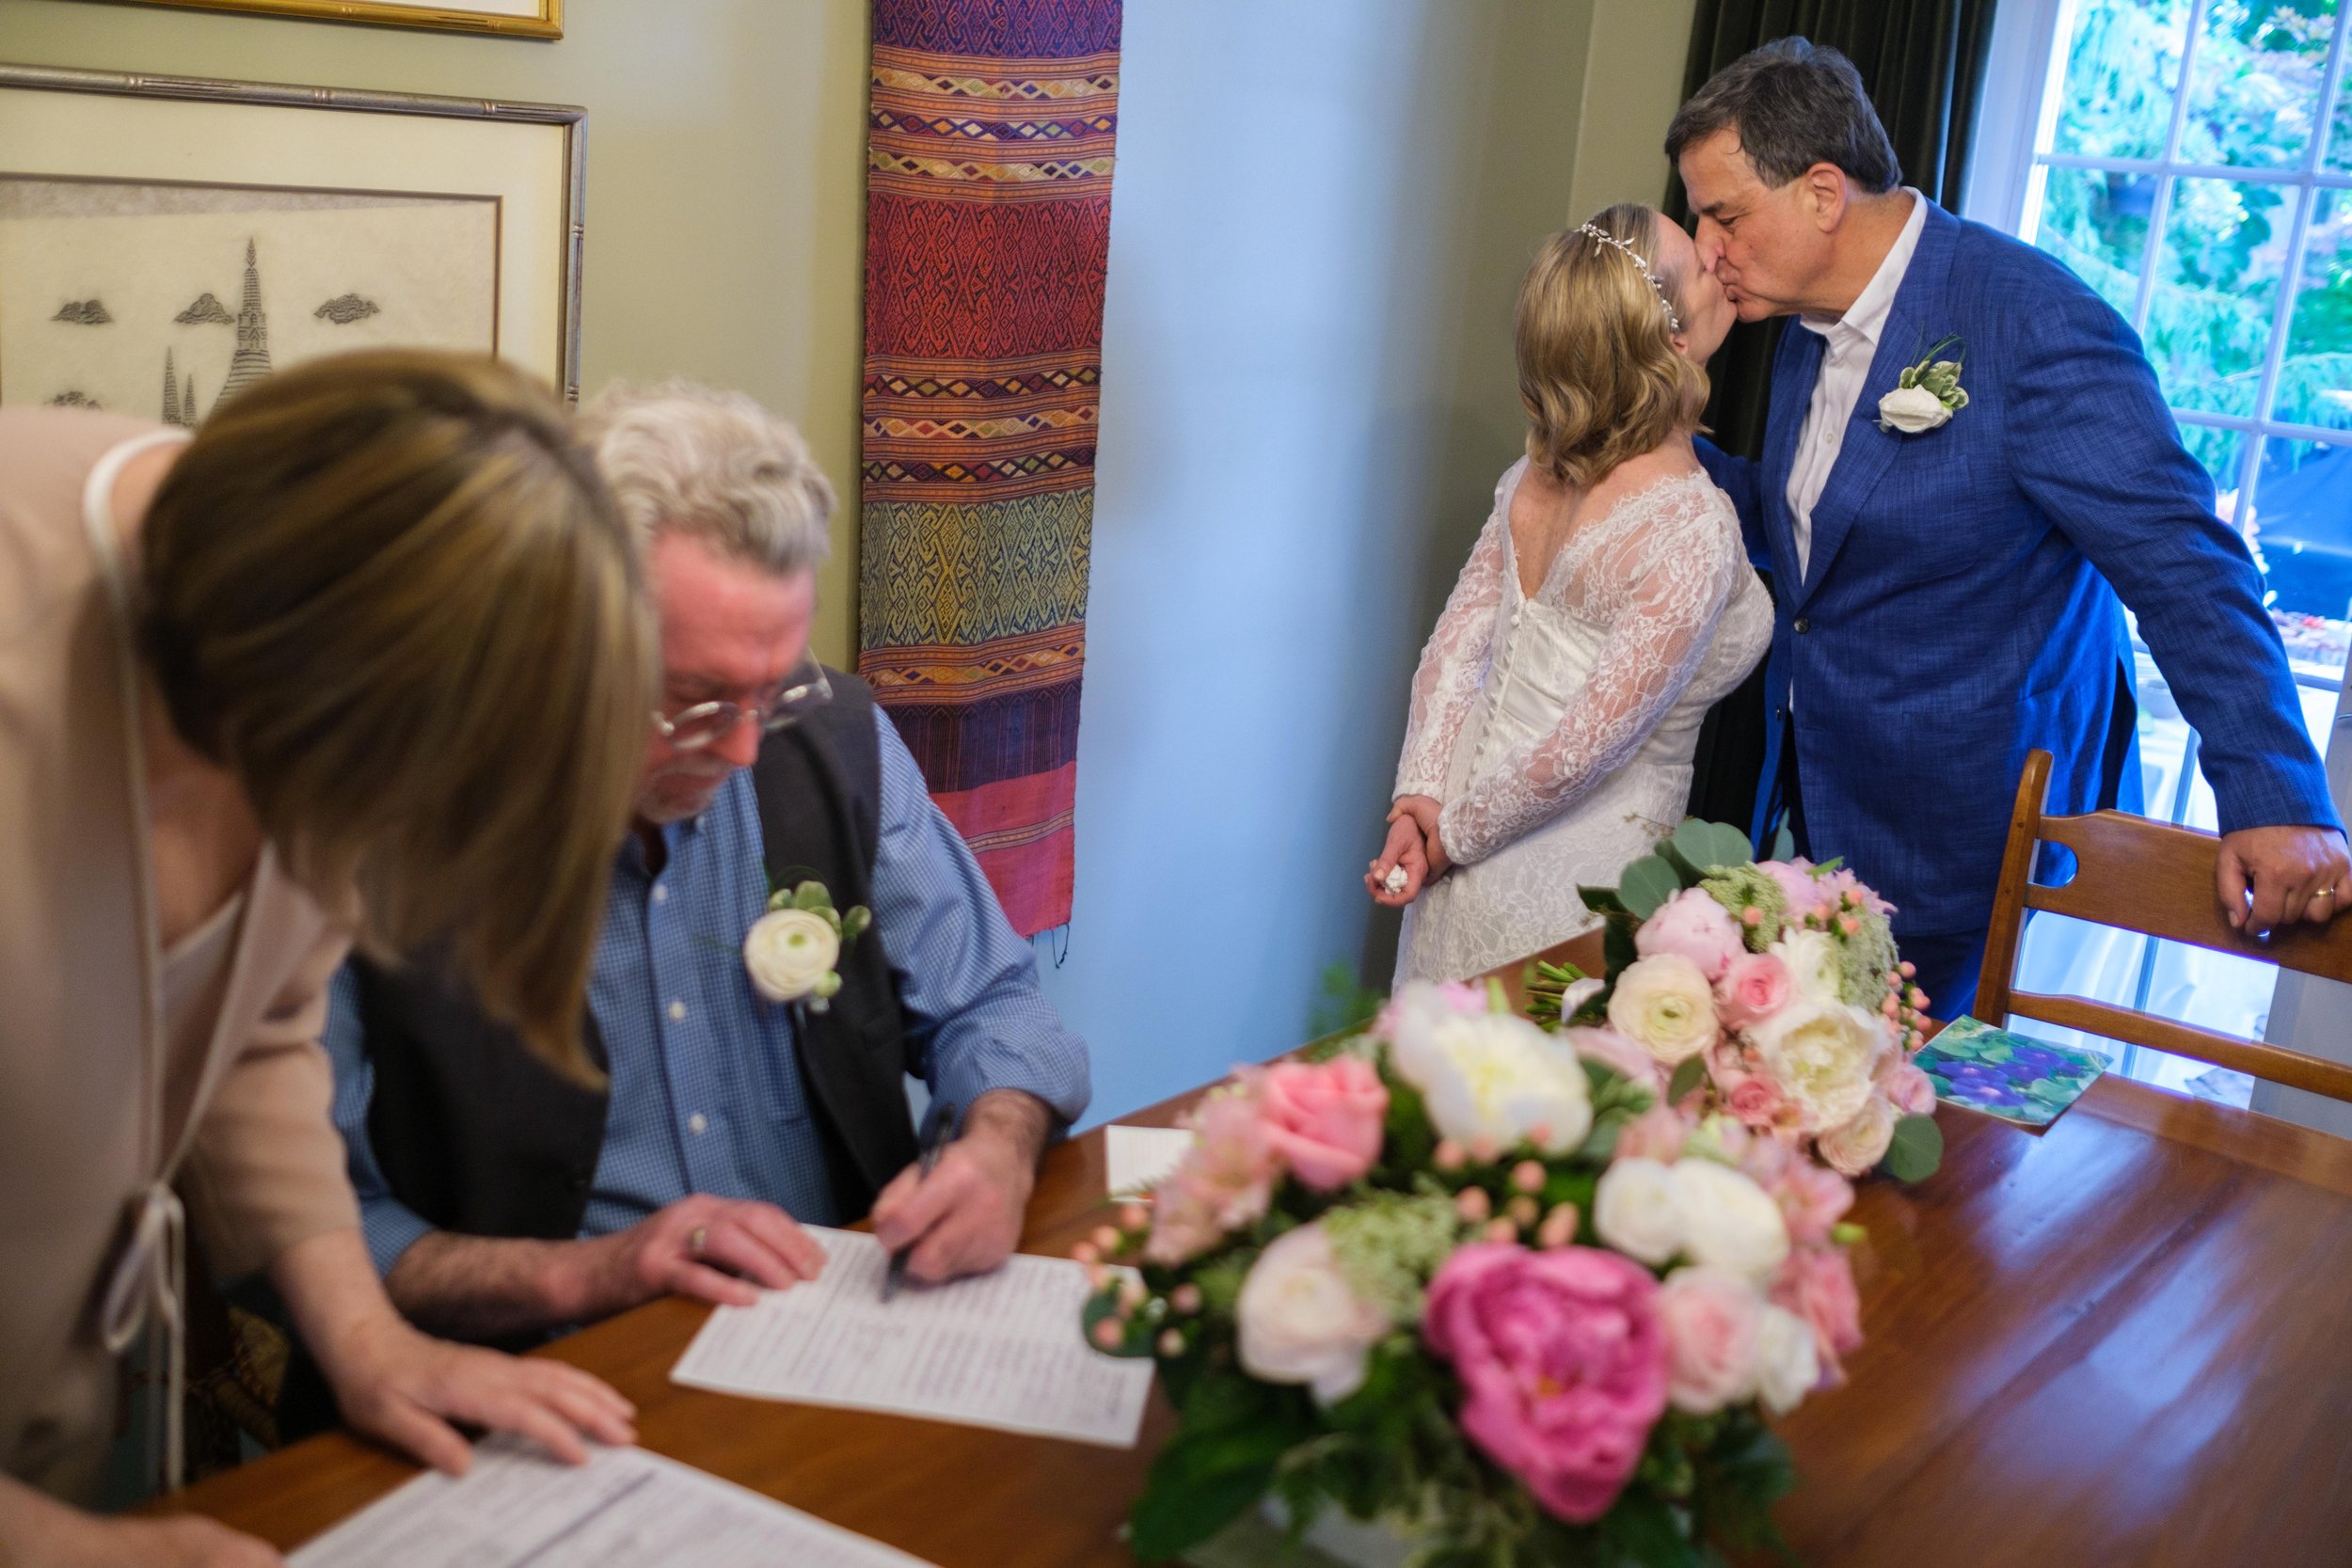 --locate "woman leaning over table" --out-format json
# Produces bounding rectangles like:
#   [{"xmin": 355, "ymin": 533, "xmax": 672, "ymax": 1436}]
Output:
[{"xmin": 0, "ymin": 351, "xmax": 657, "ymax": 1567}]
